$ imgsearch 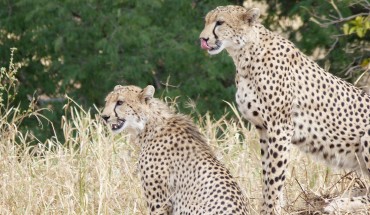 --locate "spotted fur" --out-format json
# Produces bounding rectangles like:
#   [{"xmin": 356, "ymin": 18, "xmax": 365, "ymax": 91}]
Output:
[
  {"xmin": 199, "ymin": 5, "xmax": 370, "ymax": 214},
  {"xmin": 101, "ymin": 85, "xmax": 249, "ymax": 215}
]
